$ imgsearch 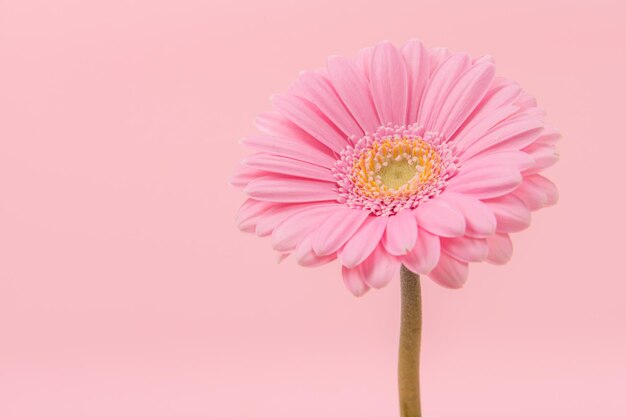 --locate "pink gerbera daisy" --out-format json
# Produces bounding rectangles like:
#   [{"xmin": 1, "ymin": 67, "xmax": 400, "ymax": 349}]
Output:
[{"xmin": 232, "ymin": 40, "xmax": 559, "ymax": 296}]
